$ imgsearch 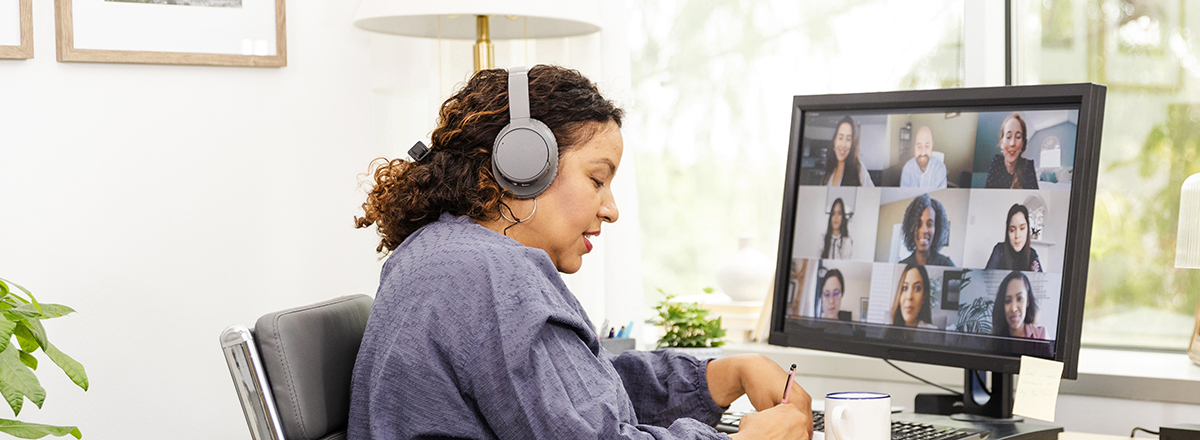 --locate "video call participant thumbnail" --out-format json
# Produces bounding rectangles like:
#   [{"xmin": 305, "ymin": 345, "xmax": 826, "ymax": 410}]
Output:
[
  {"xmin": 822, "ymin": 198, "xmax": 854, "ymax": 259},
  {"xmin": 890, "ymin": 264, "xmax": 935, "ymax": 329},
  {"xmin": 985, "ymin": 203, "xmax": 1042, "ymax": 272},
  {"xmin": 899, "ymin": 194, "xmax": 956, "ymax": 267},
  {"xmin": 900, "ymin": 126, "xmax": 947, "ymax": 189},
  {"xmin": 817, "ymin": 269, "xmax": 852, "ymax": 321},
  {"xmin": 823, "ymin": 116, "xmax": 876, "ymax": 187},
  {"xmin": 991, "ymin": 271, "xmax": 1047, "ymax": 339},
  {"xmin": 985, "ymin": 113, "xmax": 1039, "ymax": 189}
]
